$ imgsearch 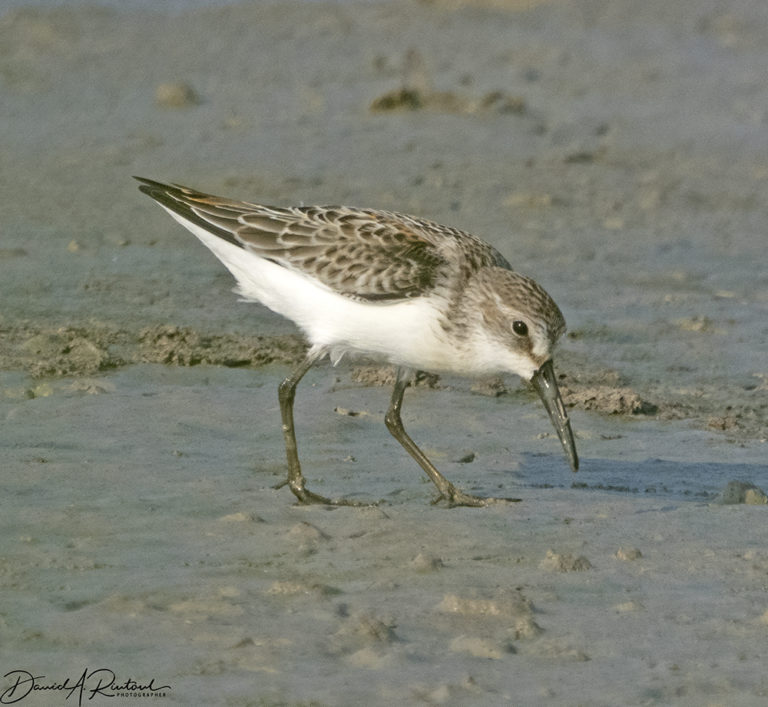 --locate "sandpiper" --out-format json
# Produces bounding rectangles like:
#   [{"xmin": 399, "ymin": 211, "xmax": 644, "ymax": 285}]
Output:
[{"xmin": 136, "ymin": 177, "xmax": 578, "ymax": 506}]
